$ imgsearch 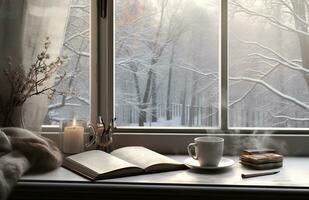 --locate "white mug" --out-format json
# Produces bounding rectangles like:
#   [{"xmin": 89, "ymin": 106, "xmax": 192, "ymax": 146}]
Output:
[{"xmin": 187, "ymin": 137, "xmax": 224, "ymax": 167}]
